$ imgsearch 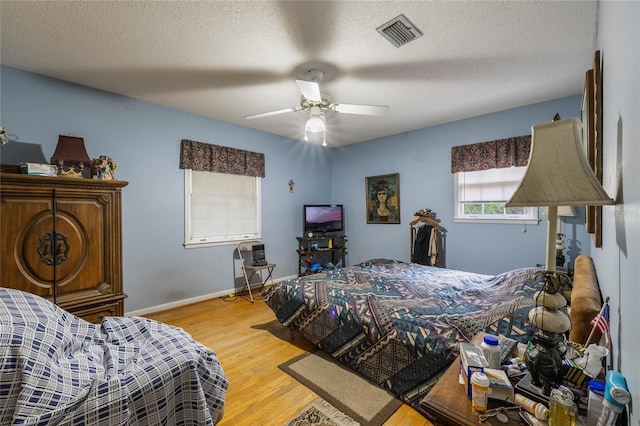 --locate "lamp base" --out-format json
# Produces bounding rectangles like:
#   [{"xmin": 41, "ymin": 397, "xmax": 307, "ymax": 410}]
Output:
[
  {"xmin": 525, "ymin": 331, "xmax": 567, "ymax": 395},
  {"xmin": 556, "ymin": 233, "xmax": 566, "ymax": 268},
  {"xmin": 57, "ymin": 163, "xmax": 85, "ymax": 178},
  {"xmin": 514, "ymin": 372, "xmax": 550, "ymax": 405}
]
